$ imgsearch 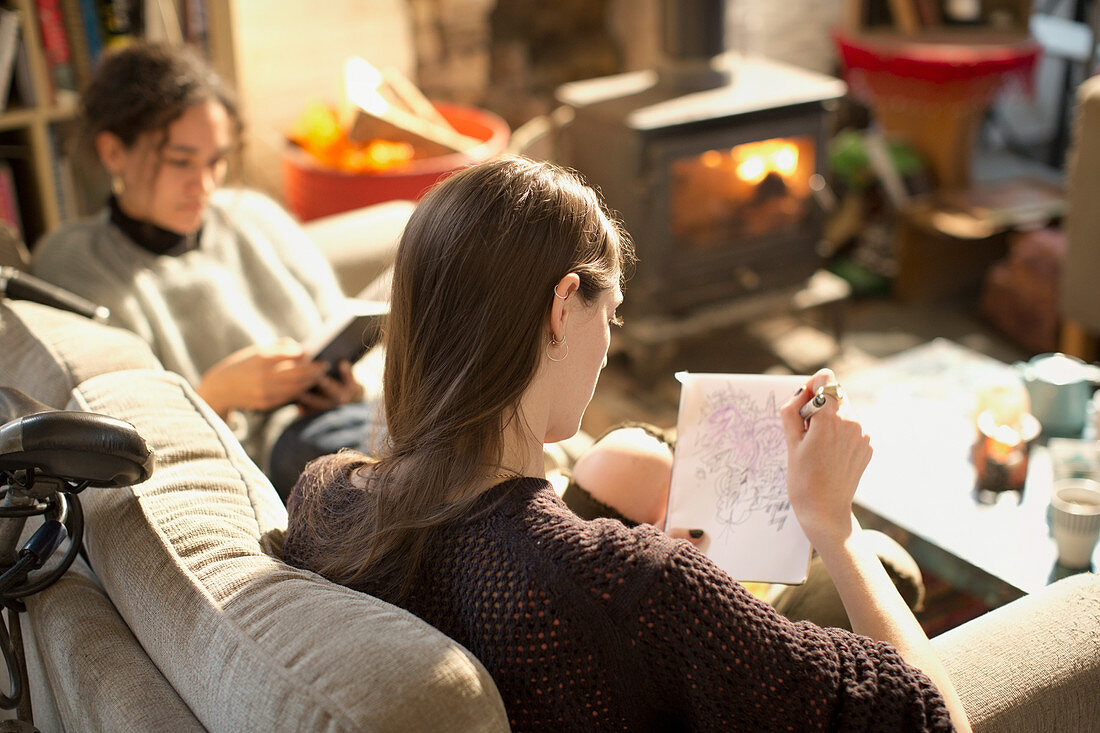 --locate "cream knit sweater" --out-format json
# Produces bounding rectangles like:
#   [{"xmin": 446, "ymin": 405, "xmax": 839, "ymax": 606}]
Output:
[{"xmin": 30, "ymin": 188, "xmax": 346, "ymax": 462}]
